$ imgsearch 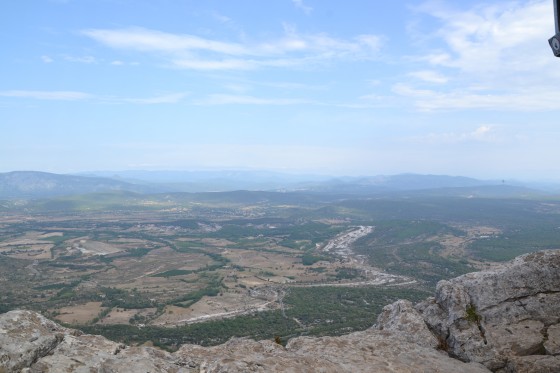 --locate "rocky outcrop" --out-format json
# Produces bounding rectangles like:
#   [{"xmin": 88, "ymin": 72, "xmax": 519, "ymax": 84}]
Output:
[
  {"xmin": 179, "ymin": 331, "xmax": 491, "ymax": 372},
  {"xmin": 0, "ymin": 310, "xmax": 182, "ymax": 373},
  {"xmin": 376, "ymin": 299, "xmax": 439, "ymax": 349},
  {"xmin": 1, "ymin": 249, "xmax": 559, "ymax": 372},
  {"xmin": 410, "ymin": 250, "xmax": 560, "ymax": 372},
  {"xmin": 0, "ymin": 310, "xmax": 488, "ymax": 373}
]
